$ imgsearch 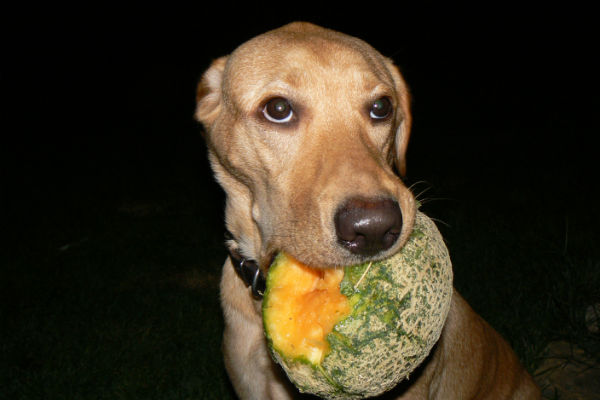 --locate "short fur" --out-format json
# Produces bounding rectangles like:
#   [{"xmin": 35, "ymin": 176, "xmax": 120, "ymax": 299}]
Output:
[{"xmin": 196, "ymin": 22, "xmax": 540, "ymax": 400}]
